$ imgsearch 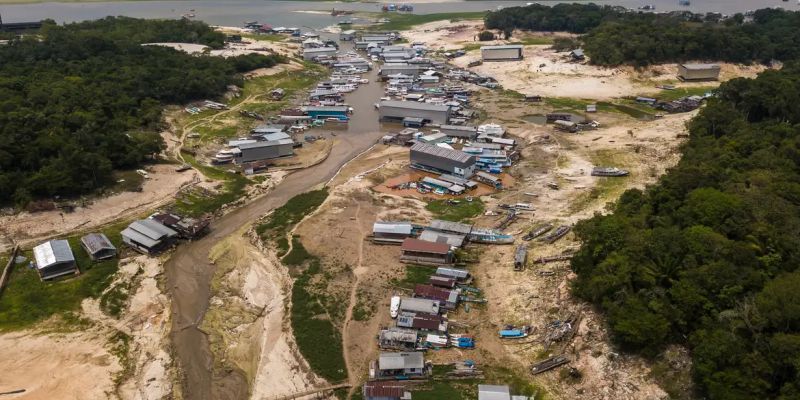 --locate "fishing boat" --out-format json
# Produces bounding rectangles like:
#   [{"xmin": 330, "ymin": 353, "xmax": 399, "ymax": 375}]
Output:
[
  {"xmin": 591, "ymin": 167, "xmax": 630, "ymax": 177},
  {"xmin": 523, "ymin": 223, "xmax": 553, "ymax": 241},
  {"xmin": 468, "ymin": 228, "xmax": 514, "ymax": 244},
  {"xmin": 499, "ymin": 325, "xmax": 531, "ymax": 339},
  {"xmin": 541, "ymin": 225, "xmax": 571, "ymax": 244}
]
